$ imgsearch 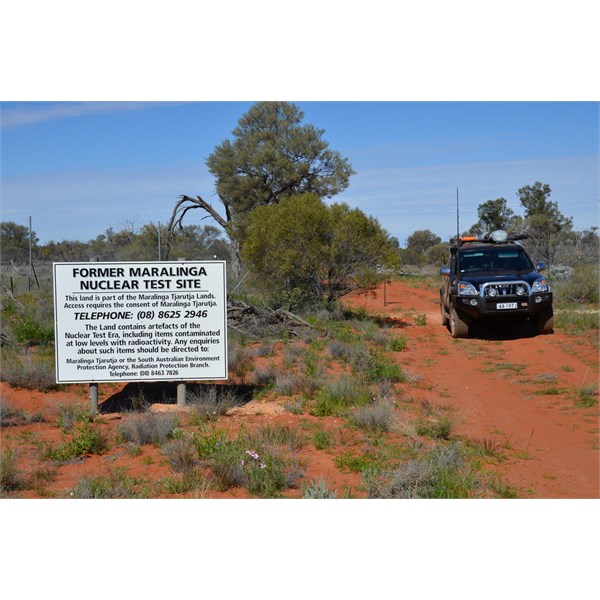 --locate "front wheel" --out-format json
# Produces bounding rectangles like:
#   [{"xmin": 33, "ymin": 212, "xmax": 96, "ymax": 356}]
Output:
[
  {"xmin": 440, "ymin": 298, "xmax": 449, "ymax": 326},
  {"xmin": 537, "ymin": 306, "xmax": 554, "ymax": 335},
  {"xmin": 450, "ymin": 305, "xmax": 469, "ymax": 338}
]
